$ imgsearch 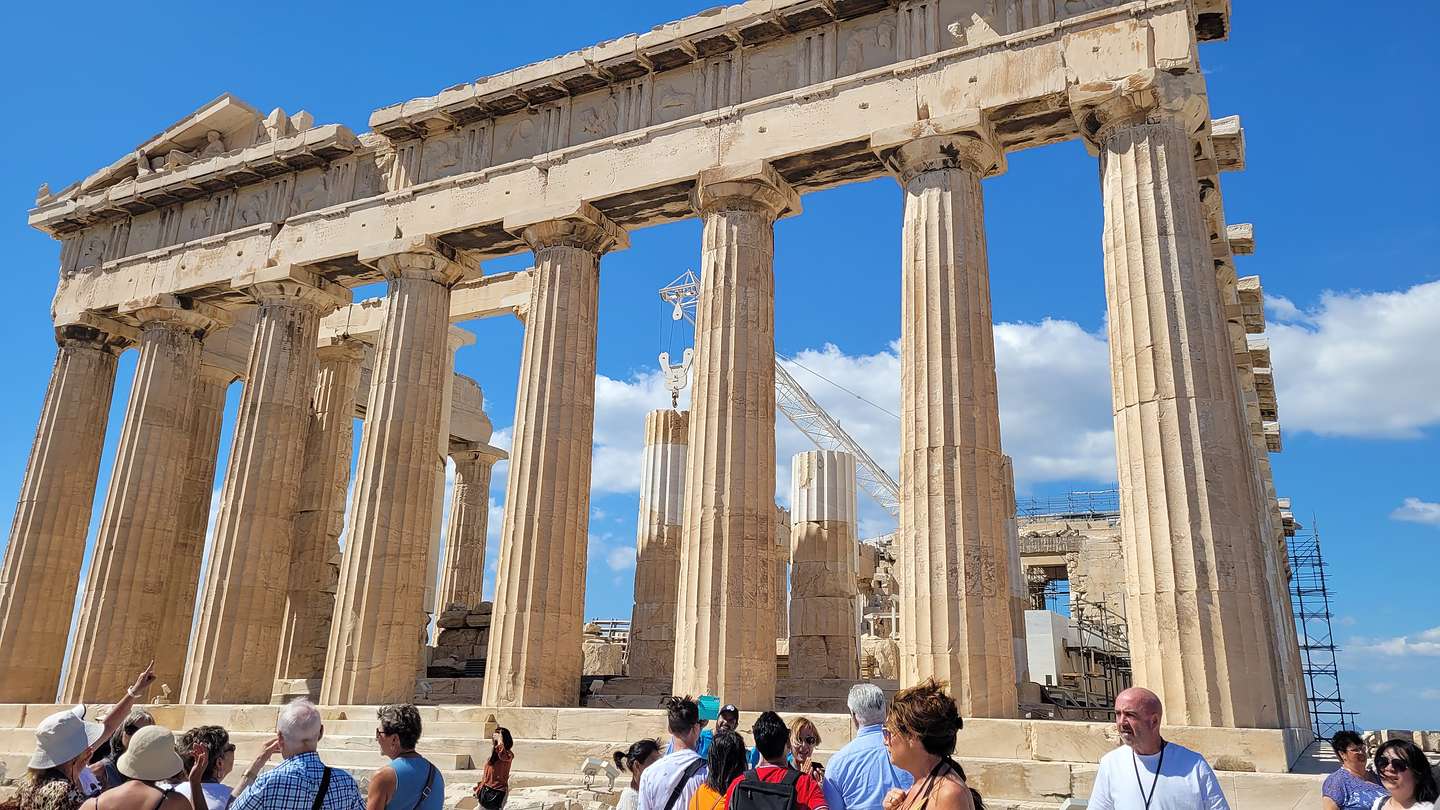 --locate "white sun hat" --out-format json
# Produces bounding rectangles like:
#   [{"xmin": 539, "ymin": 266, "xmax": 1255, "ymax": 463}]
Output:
[
  {"xmin": 29, "ymin": 706, "xmax": 105, "ymax": 769},
  {"xmin": 117, "ymin": 725, "xmax": 183, "ymax": 782}
]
